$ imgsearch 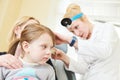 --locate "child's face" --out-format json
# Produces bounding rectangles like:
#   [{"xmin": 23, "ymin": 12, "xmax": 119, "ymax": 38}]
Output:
[{"xmin": 23, "ymin": 33, "xmax": 53, "ymax": 64}]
